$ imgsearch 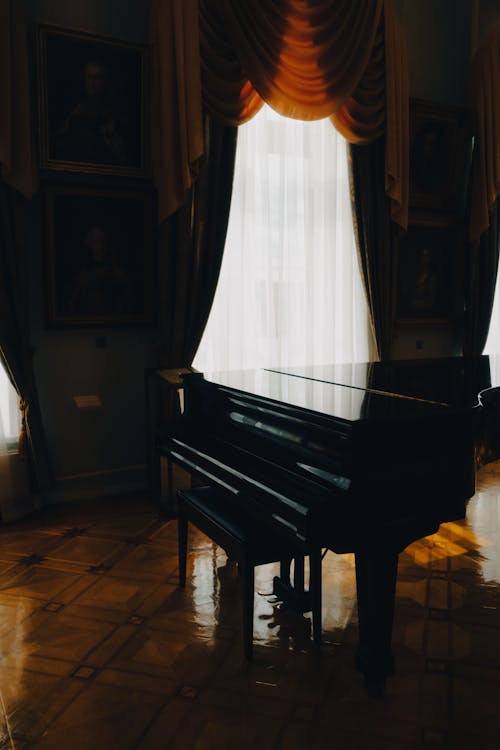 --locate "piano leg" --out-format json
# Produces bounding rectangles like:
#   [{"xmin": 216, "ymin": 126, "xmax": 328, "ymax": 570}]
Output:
[
  {"xmin": 241, "ymin": 557, "xmax": 255, "ymax": 661},
  {"xmin": 178, "ymin": 513, "xmax": 188, "ymax": 587},
  {"xmin": 279, "ymin": 557, "xmax": 292, "ymax": 584},
  {"xmin": 309, "ymin": 547, "xmax": 322, "ymax": 644},
  {"xmin": 354, "ymin": 549, "xmax": 398, "ymax": 696},
  {"xmin": 293, "ymin": 556, "xmax": 304, "ymax": 592}
]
